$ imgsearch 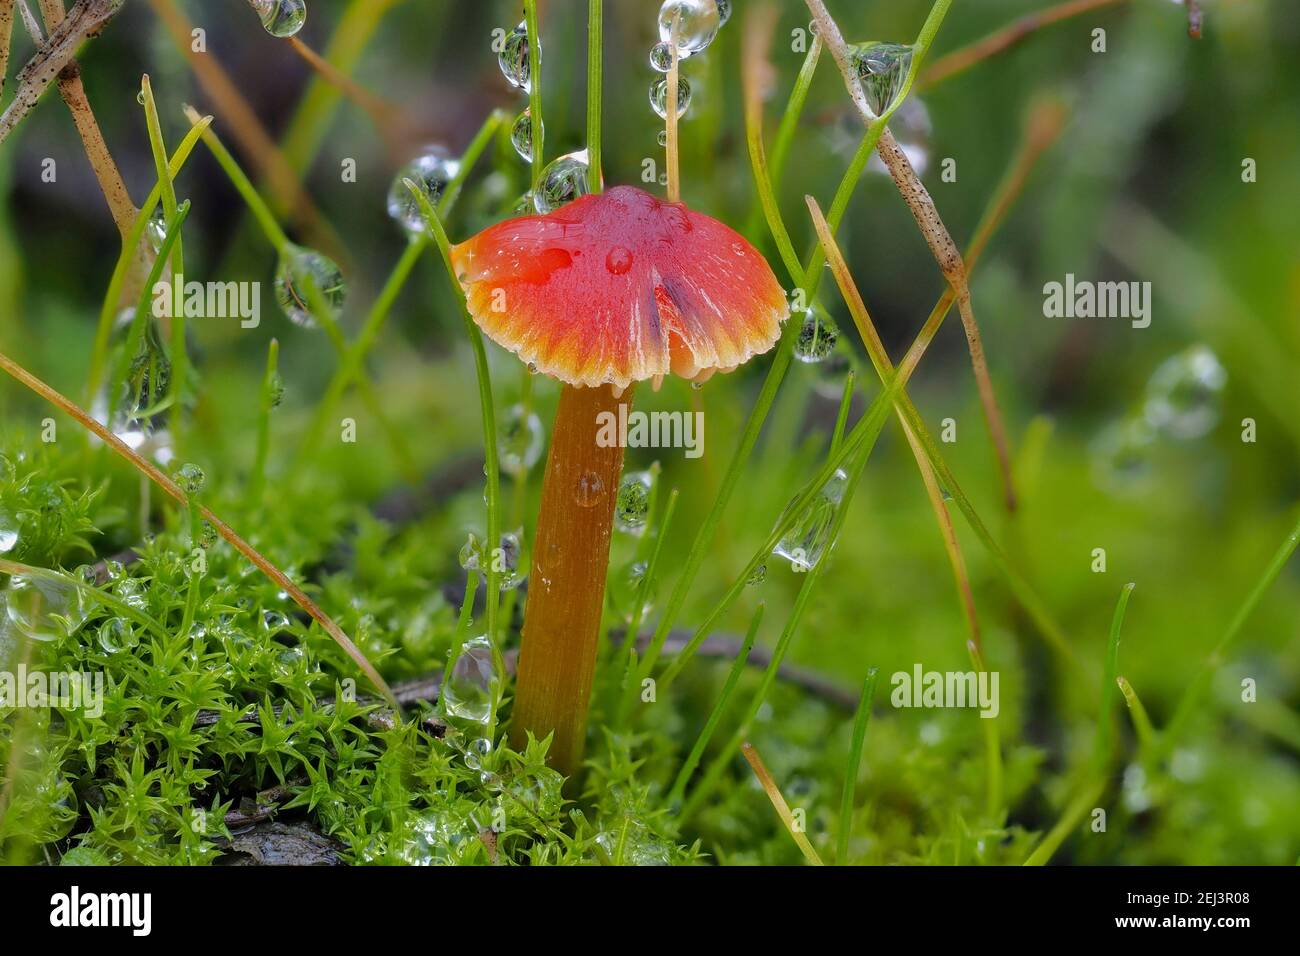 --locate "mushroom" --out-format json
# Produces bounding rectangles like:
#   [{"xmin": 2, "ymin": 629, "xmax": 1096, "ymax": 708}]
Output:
[{"xmin": 451, "ymin": 184, "xmax": 788, "ymax": 775}]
